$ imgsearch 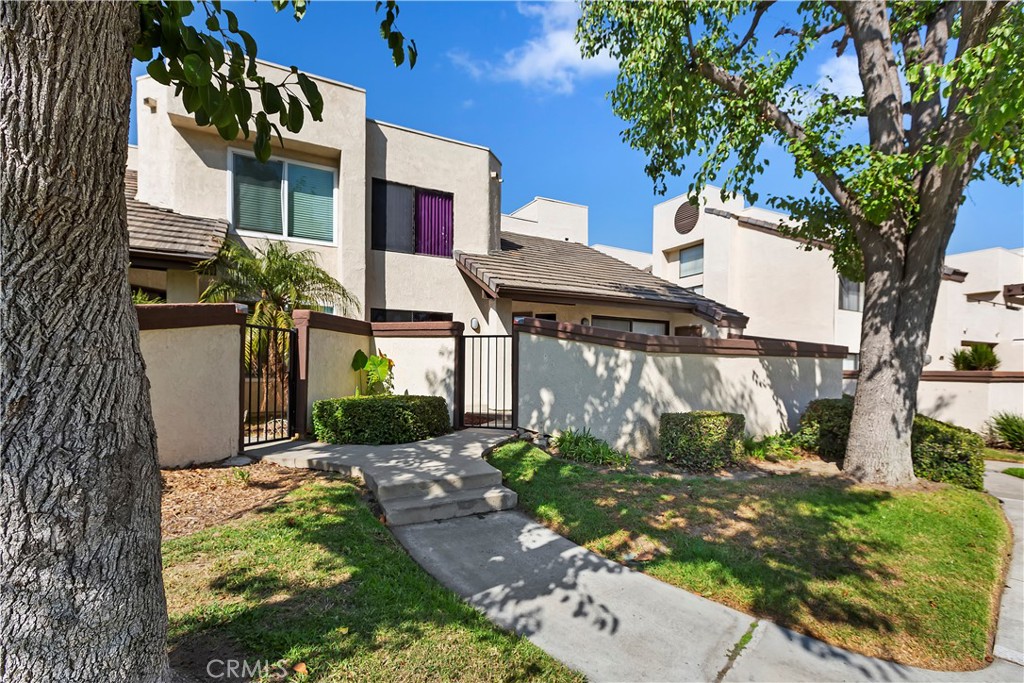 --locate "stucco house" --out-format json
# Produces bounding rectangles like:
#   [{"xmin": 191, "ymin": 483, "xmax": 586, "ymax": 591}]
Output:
[
  {"xmin": 594, "ymin": 186, "xmax": 1024, "ymax": 372},
  {"xmin": 127, "ymin": 59, "xmax": 746, "ymax": 339}
]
